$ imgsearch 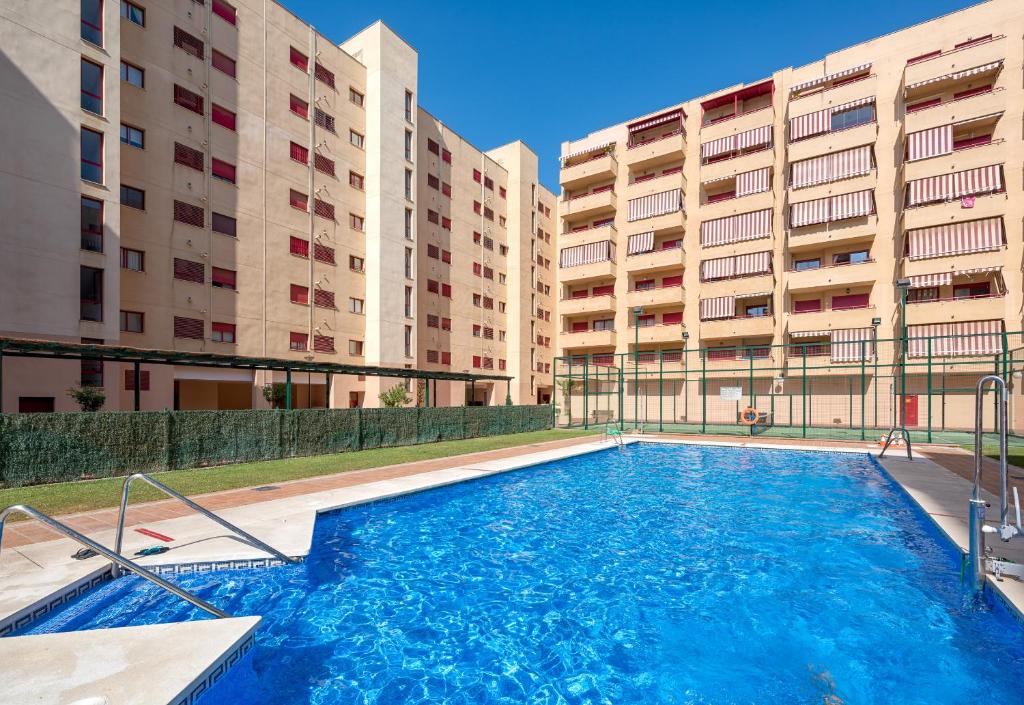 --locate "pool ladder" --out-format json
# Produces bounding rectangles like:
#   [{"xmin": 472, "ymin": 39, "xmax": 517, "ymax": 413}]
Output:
[{"xmin": 967, "ymin": 375, "xmax": 1024, "ymax": 593}]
